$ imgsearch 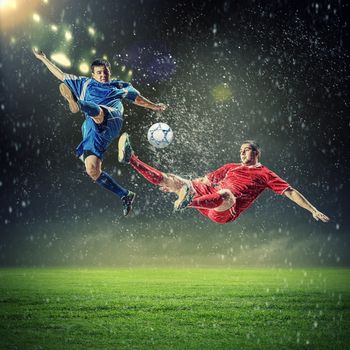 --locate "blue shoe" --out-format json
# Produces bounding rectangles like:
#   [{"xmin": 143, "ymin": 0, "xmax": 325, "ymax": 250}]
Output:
[
  {"xmin": 118, "ymin": 133, "xmax": 133, "ymax": 164},
  {"xmin": 122, "ymin": 191, "xmax": 136, "ymax": 217},
  {"xmin": 59, "ymin": 83, "xmax": 79, "ymax": 113},
  {"xmin": 174, "ymin": 184, "xmax": 194, "ymax": 211}
]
